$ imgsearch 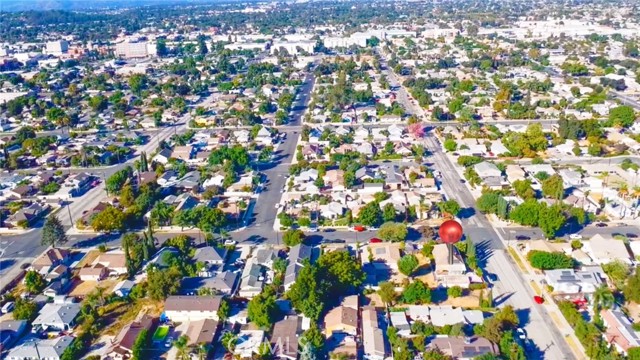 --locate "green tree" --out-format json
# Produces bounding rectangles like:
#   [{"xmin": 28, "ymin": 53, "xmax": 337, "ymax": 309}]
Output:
[
  {"xmin": 627, "ymin": 270, "xmax": 640, "ymax": 303},
  {"xmin": 538, "ymin": 205, "xmax": 566, "ymax": 238},
  {"xmin": 12, "ymin": 298, "xmax": 38, "ymax": 321},
  {"xmin": 377, "ymin": 222, "xmax": 408, "ymax": 242},
  {"xmin": 398, "ymin": 254, "xmax": 419, "ymax": 276},
  {"xmin": 24, "ymin": 270, "xmax": 46, "ymax": 293},
  {"xmin": 383, "ymin": 203, "xmax": 397, "ymax": 222},
  {"xmin": 444, "ymin": 139, "xmax": 457, "ymax": 152},
  {"xmin": 91, "ymin": 206, "xmax": 126, "ymax": 233},
  {"xmin": 218, "ymin": 298, "xmax": 230, "ymax": 321},
  {"xmin": 447, "ymin": 286, "xmax": 464, "ymax": 298},
  {"xmin": 541, "ymin": 174, "xmax": 564, "ymax": 199},
  {"xmin": 609, "ymin": 105, "xmax": 636, "ymax": 128},
  {"xmin": 300, "ymin": 325, "xmax": 325, "ymax": 359},
  {"xmin": 592, "ymin": 285, "xmax": 614, "ymax": 316},
  {"xmin": 378, "ymin": 281, "xmax": 397, "ymax": 306},
  {"xmin": 438, "ymin": 200, "xmax": 461, "ymax": 216},
  {"xmin": 401, "ymin": 280, "xmax": 431, "ymax": 304},
  {"xmin": 512, "ymin": 179, "xmax": 535, "ymax": 199},
  {"xmin": 358, "ymin": 202, "xmax": 383, "ymax": 227},
  {"xmin": 527, "ymin": 250, "xmax": 575, "ymax": 270},
  {"xmin": 283, "ymin": 229, "xmax": 306, "ymax": 247},
  {"xmin": 41, "ymin": 215, "xmax": 67, "ymax": 248},
  {"xmin": 132, "ymin": 329, "xmax": 149, "ymax": 360},
  {"xmin": 509, "ymin": 198, "xmax": 542, "ymax": 226},
  {"xmin": 248, "ymin": 286, "xmax": 280, "ymax": 328},
  {"xmin": 146, "ymin": 266, "xmax": 182, "ymax": 300},
  {"xmin": 476, "ymin": 192, "xmax": 501, "ymax": 214}
]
